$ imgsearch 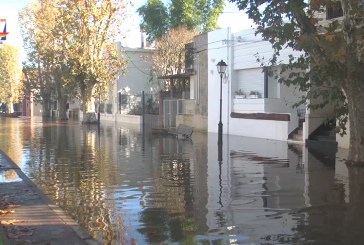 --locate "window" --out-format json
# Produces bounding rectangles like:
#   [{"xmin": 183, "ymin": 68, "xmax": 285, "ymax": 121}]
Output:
[
  {"xmin": 185, "ymin": 42, "xmax": 194, "ymax": 73},
  {"xmin": 264, "ymin": 67, "xmax": 279, "ymax": 99},
  {"xmin": 327, "ymin": 2, "xmax": 343, "ymax": 19}
]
